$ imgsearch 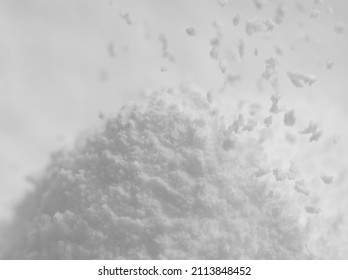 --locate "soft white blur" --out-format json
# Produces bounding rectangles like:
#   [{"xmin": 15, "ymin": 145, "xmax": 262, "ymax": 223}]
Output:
[{"xmin": 0, "ymin": 0, "xmax": 347, "ymax": 222}]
